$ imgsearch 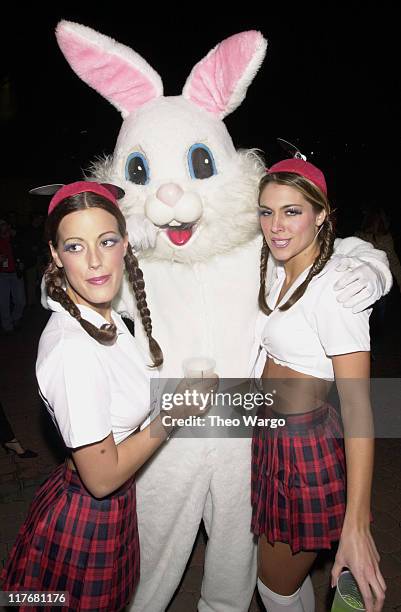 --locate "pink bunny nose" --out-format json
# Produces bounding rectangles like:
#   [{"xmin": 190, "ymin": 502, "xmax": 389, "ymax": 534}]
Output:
[{"xmin": 156, "ymin": 183, "xmax": 184, "ymax": 207}]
